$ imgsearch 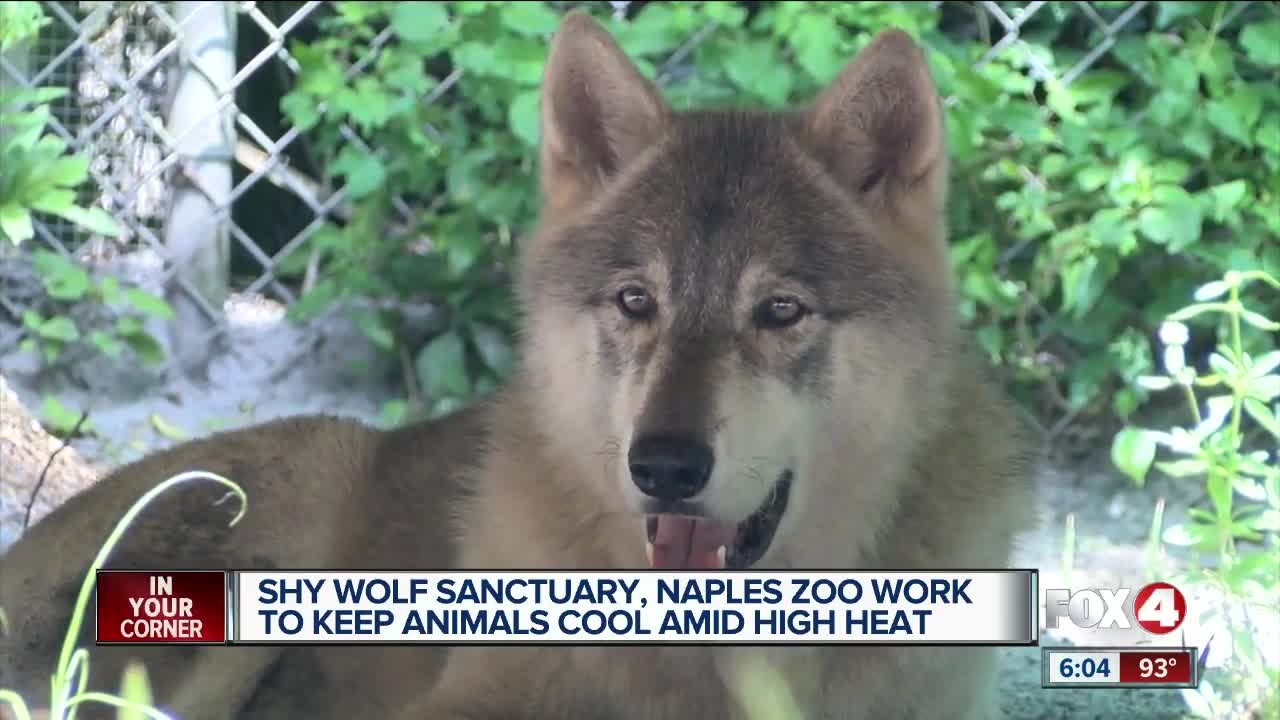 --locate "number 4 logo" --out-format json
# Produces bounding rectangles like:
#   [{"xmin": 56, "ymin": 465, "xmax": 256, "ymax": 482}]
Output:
[{"xmin": 1134, "ymin": 582, "xmax": 1188, "ymax": 635}]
